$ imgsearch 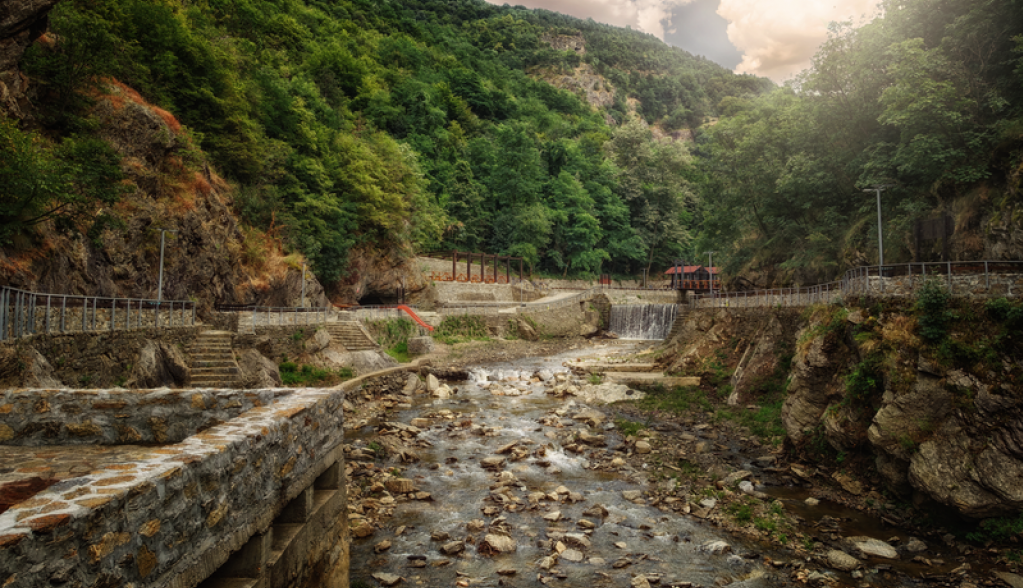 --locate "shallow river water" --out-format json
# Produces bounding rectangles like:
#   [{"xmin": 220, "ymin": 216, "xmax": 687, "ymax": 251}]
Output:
[{"xmin": 348, "ymin": 344, "xmax": 784, "ymax": 588}]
